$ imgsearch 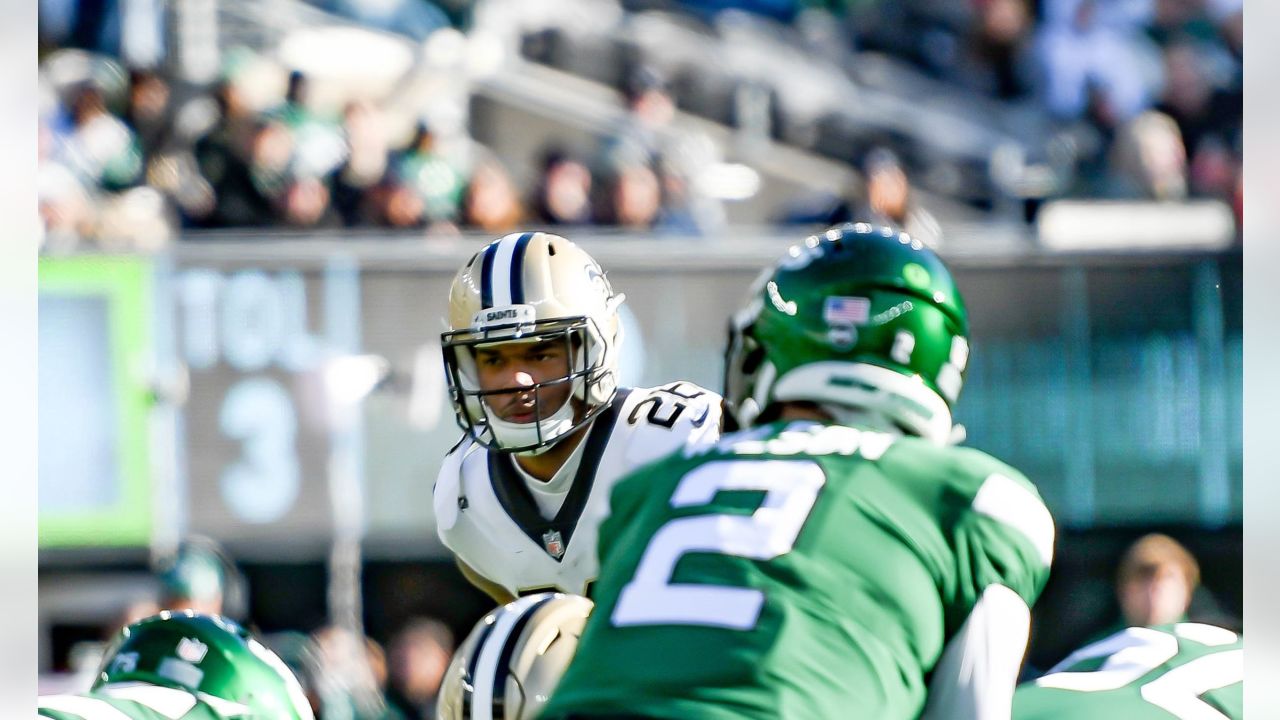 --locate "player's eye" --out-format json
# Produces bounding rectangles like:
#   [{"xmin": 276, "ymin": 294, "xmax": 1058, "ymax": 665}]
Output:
[{"xmin": 529, "ymin": 346, "xmax": 563, "ymax": 362}]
